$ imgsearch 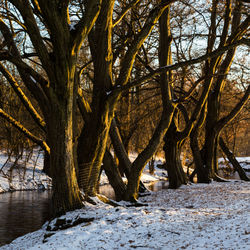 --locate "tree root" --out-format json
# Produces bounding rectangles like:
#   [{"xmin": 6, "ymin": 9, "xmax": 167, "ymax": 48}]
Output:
[
  {"xmin": 84, "ymin": 194, "xmax": 121, "ymax": 207},
  {"xmin": 125, "ymin": 201, "xmax": 149, "ymax": 207},
  {"xmin": 213, "ymin": 173, "xmax": 230, "ymax": 182},
  {"xmin": 96, "ymin": 194, "xmax": 121, "ymax": 207},
  {"xmin": 46, "ymin": 216, "xmax": 94, "ymax": 232}
]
